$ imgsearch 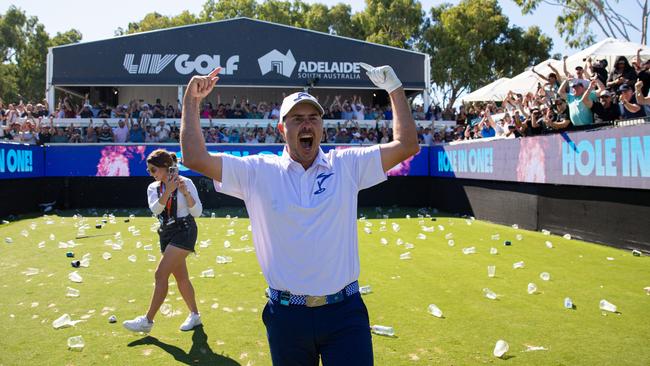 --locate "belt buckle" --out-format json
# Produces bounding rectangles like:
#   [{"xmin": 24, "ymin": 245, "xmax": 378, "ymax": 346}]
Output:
[
  {"xmin": 279, "ymin": 291, "xmax": 291, "ymax": 306},
  {"xmin": 305, "ymin": 296, "xmax": 327, "ymax": 307}
]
